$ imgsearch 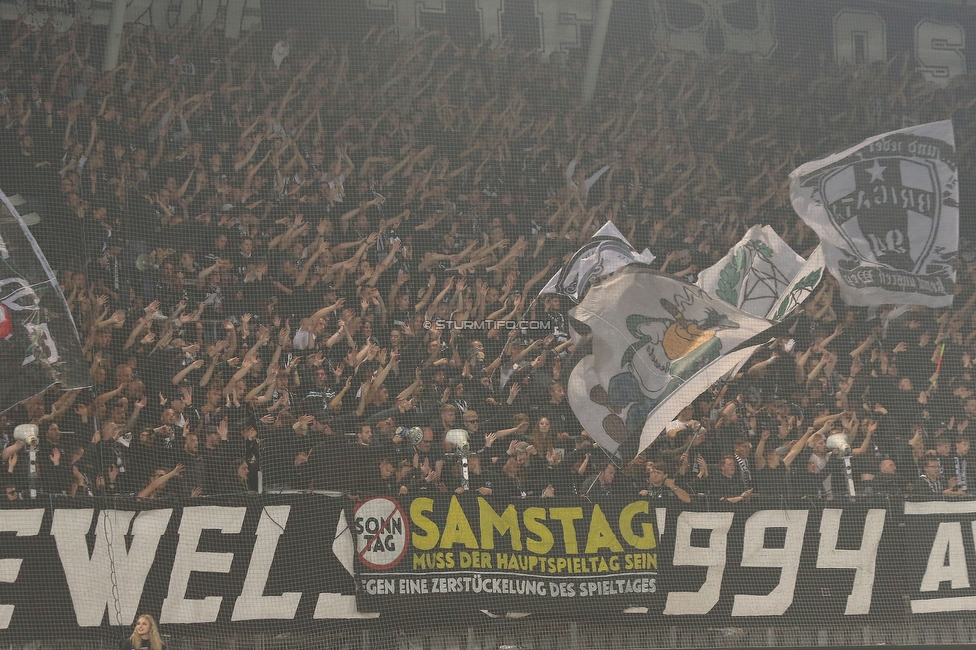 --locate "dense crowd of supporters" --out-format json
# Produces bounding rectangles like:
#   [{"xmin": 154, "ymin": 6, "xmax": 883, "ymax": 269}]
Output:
[{"xmin": 1, "ymin": 12, "xmax": 975, "ymax": 506}]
